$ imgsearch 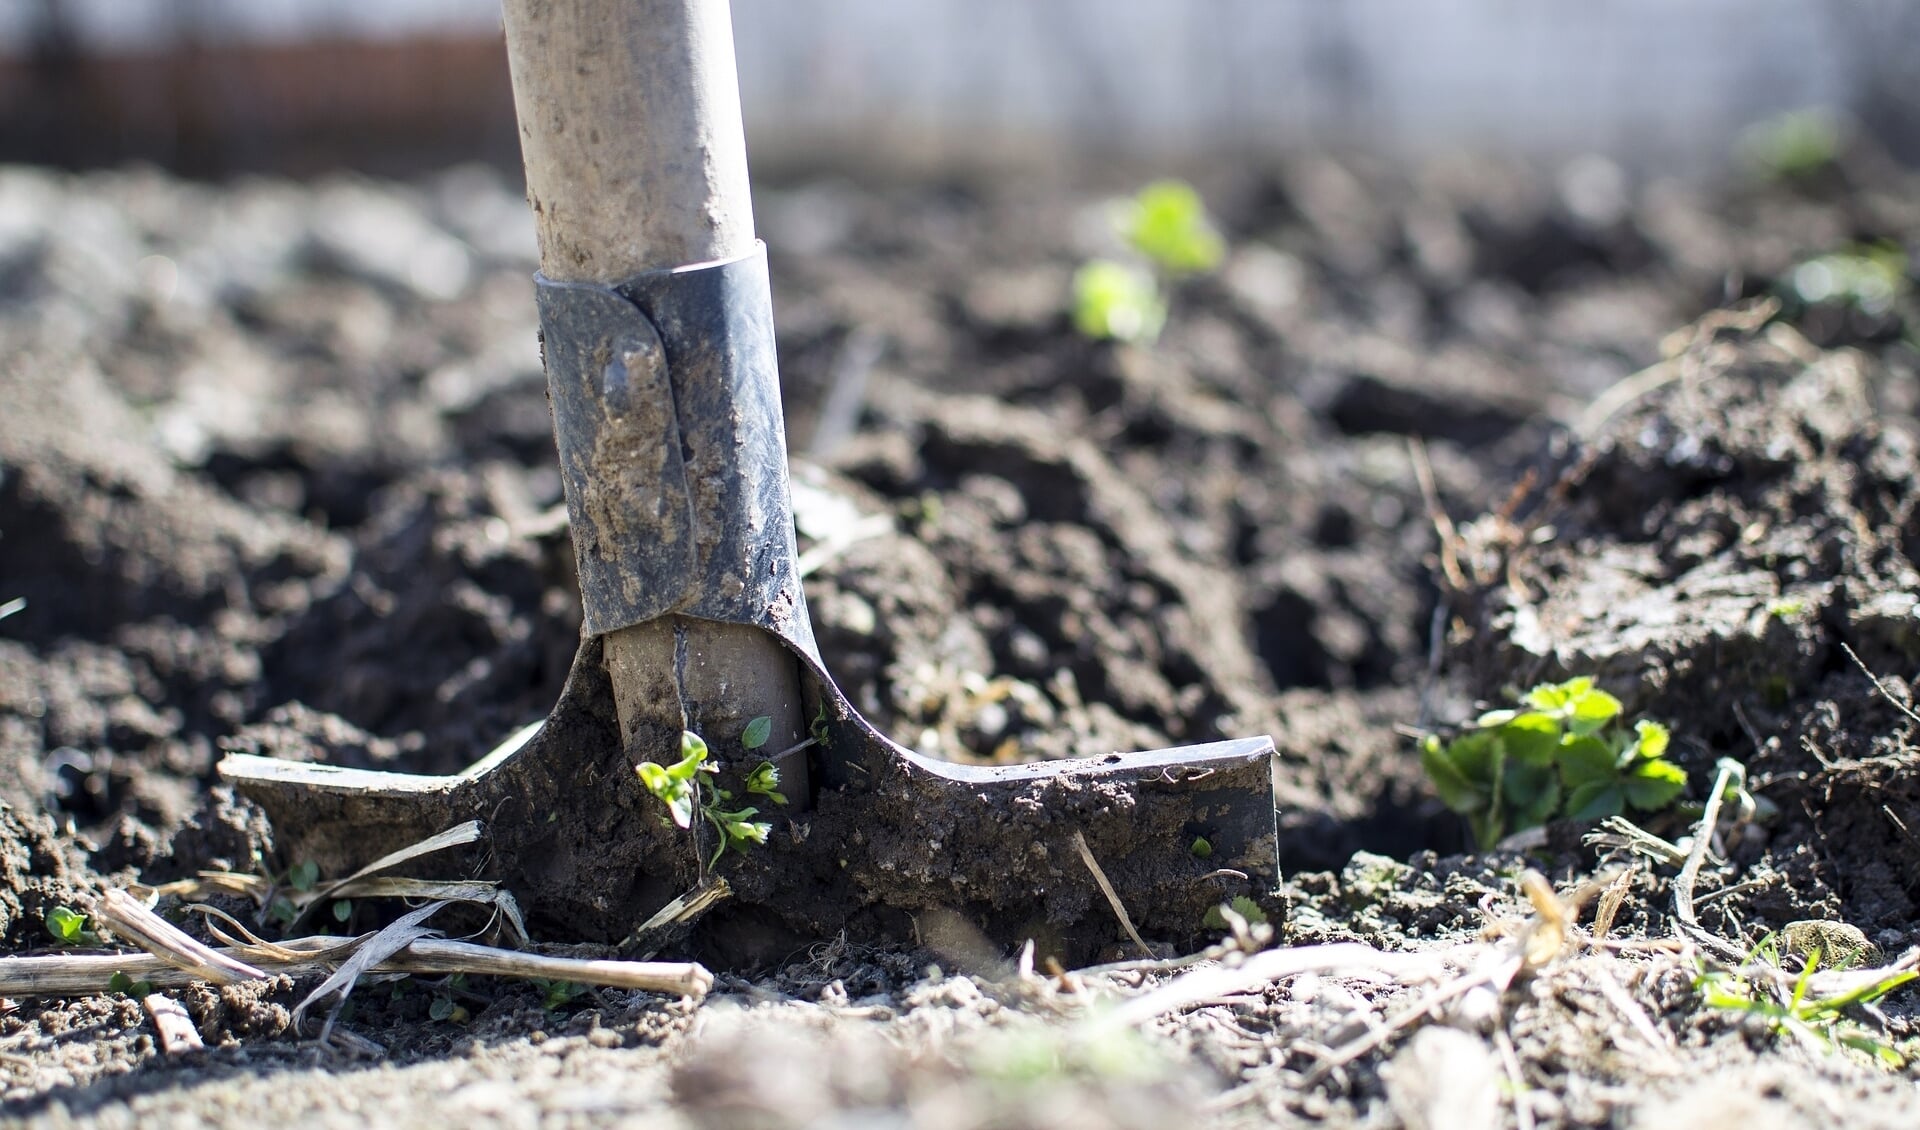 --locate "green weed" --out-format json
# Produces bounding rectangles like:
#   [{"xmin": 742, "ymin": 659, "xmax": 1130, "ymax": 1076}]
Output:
[
  {"xmin": 1738, "ymin": 109, "xmax": 1844, "ymax": 180},
  {"xmin": 43, "ymin": 906, "xmax": 99, "ymax": 946},
  {"xmin": 636, "ymin": 730, "xmax": 789, "ymax": 868},
  {"xmin": 1073, "ymin": 260, "xmax": 1164, "ymax": 344},
  {"xmin": 534, "ymin": 978, "xmax": 588, "ymax": 1012},
  {"xmin": 1787, "ymin": 242, "xmax": 1908, "ymax": 318},
  {"xmin": 1202, "ymin": 896, "xmax": 1268, "ymax": 931},
  {"xmin": 1696, "ymin": 934, "xmax": 1916, "ymax": 1069},
  {"xmin": 1073, "ymin": 180, "xmax": 1224, "ymax": 345},
  {"xmin": 107, "ymin": 970, "xmax": 154, "ymax": 997},
  {"xmin": 1121, "ymin": 180, "xmax": 1226, "ymax": 276},
  {"xmin": 1421, "ymin": 677, "xmax": 1687, "ymax": 849}
]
